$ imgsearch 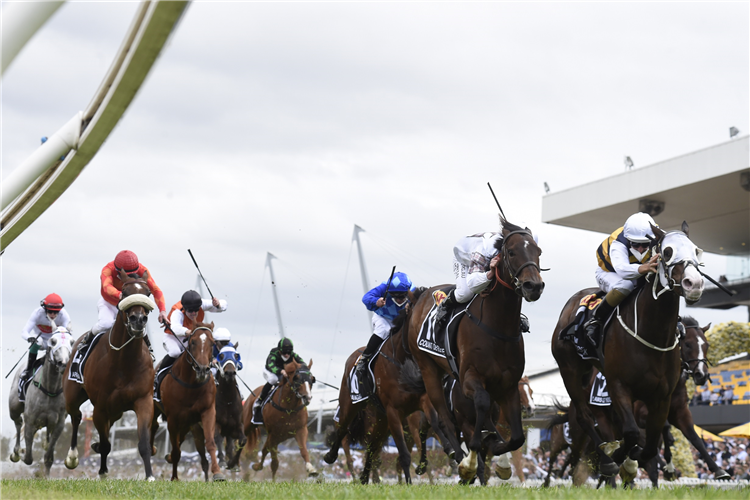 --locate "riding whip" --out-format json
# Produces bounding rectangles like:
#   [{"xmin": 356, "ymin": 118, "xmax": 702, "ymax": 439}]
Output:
[
  {"xmin": 487, "ymin": 182, "xmax": 507, "ymax": 220},
  {"xmin": 316, "ymin": 380, "xmax": 340, "ymax": 391},
  {"xmin": 383, "ymin": 266, "xmax": 397, "ymax": 297},
  {"xmin": 5, "ymin": 312, "xmax": 55, "ymax": 379},
  {"xmin": 235, "ymin": 372, "xmax": 257, "ymax": 397},
  {"xmin": 187, "ymin": 249, "xmax": 215, "ymax": 299}
]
